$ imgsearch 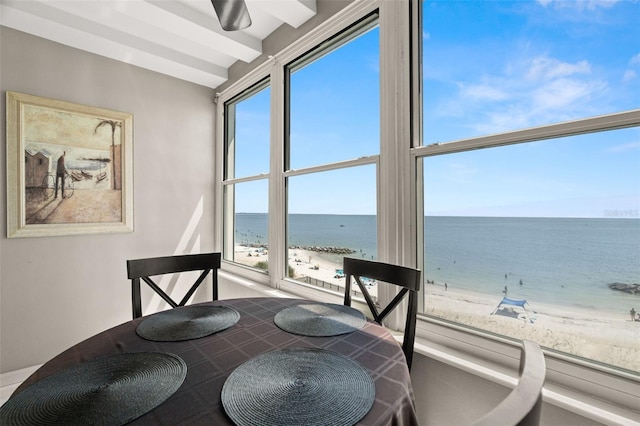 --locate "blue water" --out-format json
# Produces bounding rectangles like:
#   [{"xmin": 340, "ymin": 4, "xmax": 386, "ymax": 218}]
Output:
[
  {"xmin": 424, "ymin": 217, "xmax": 640, "ymax": 314},
  {"xmin": 234, "ymin": 213, "xmax": 377, "ymax": 260},
  {"xmin": 235, "ymin": 214, "xmax": 640, "ymax": 314}
]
